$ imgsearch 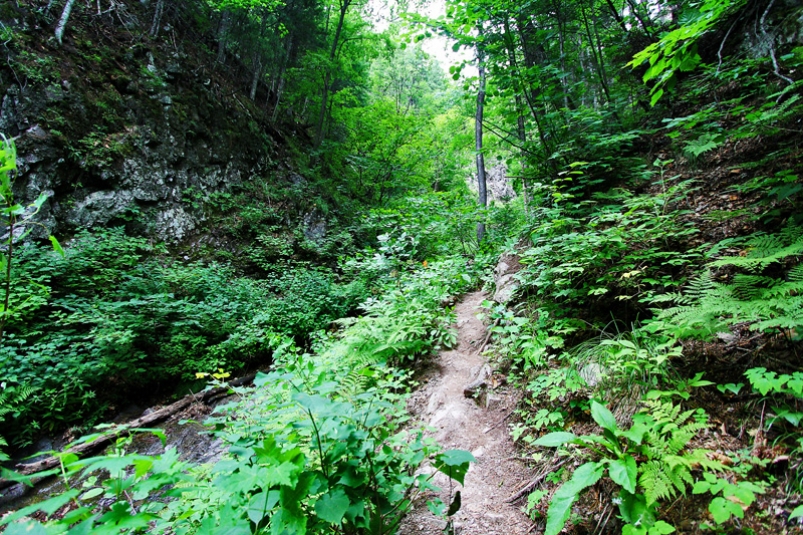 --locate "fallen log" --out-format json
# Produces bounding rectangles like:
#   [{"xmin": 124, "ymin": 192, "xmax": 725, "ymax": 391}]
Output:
[{"xmin": 0, "ymin": 373, "xmax": 257, "ymax": 490}]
